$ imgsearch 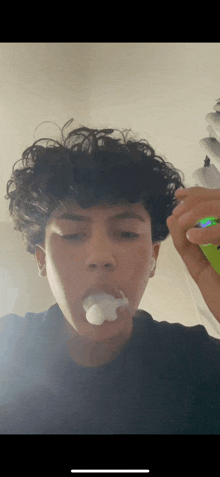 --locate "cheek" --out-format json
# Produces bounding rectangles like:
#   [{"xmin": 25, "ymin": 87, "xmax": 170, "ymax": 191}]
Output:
[
  {"xmin": 130, "ymin": 246, "xmax": 152, "ymax": 306},
  {"xmin": 134, "ymin": 249, "xmax": 151, "ymax": 282},
  {"xmin": 123, "ymin": 243, "xmax": 151, "ymax": 281},
  {"xmin": 45, "ymin": 236, "xmax": 77, "ymax": 285}
]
